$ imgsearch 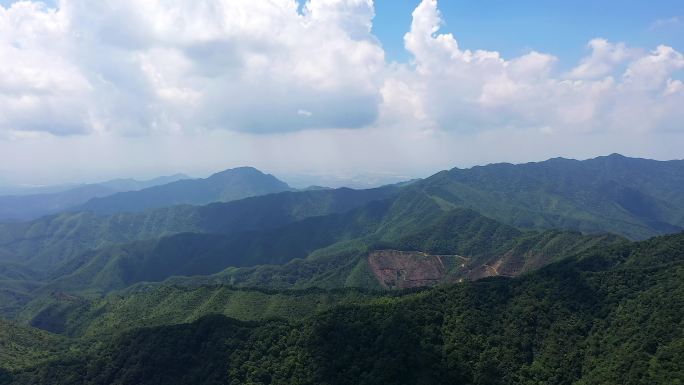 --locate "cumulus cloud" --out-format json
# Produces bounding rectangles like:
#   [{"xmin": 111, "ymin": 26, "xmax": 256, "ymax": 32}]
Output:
[
  {"xmin": 0, "ymin": 0, "xmax": 683, "ymax": 184},
  {"xmin": 1, "ymin": 0, "xmax": 683, "ymax": 137},
  {"xmin": 379, "ymin": 0, "xmax": 684, "ymax": 135},
  {"xmin": 567, "ymin": 39, "xmax": 637, "ymax": 79},
  {"xmin": 0, "ymin": 0, "xmax": 385, "ymax": 135}
]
